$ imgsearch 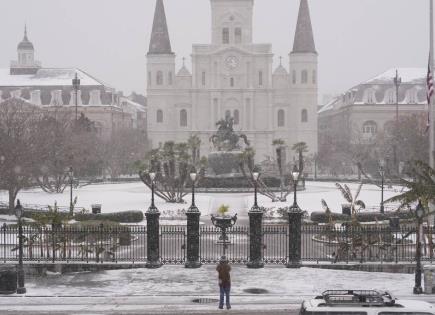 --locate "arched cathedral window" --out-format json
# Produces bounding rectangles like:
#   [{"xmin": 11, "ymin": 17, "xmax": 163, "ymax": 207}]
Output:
[
  {"xmin": 301, "ymin": 70, "xmax": 308, "ymax": 84},
  {"xmin": 180, "ymin": 109, "xmax": 187, "ymax": 127},
  {"xmin": 222, "ymin": 28, "xmax": 230, "ymax": 44},
  {"xmin": 292, "ymin": 70, "xmax": 297, "ymax": 84},
  {"xmin": 156, "ymin": 71, "xmax": 163, "ymax": 85},
  {"xmin": 230, "ymin": 77, "xmax": 234, "ymax": 87},
  {"xmin": 225, "ymin": 110, "xmax": 231, "ymax": 118},
  {"xmin": 259, "ymin": 71, "xmax": 263, "ymax": 86},
  {"xmin": 301, "ymin": 109, "xmax": 308, "ymax": 123},
  {"xmin": 277, "ymin": 109, "xmax": 285, "ymax": 127},
  {"xmin": 157, "ymin": 109, "xmax": 163, "ymax": 123}
]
